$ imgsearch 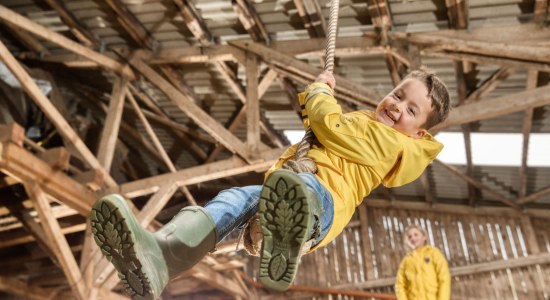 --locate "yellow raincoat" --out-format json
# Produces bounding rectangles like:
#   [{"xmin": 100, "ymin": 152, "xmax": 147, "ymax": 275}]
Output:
[
  {"xmin": 395, "ymin": 245, "xmax": 451, "ymax": 300},
  {"xmin": 266, "ymin": 83, "xmax": 443, "ymax": 249}
]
